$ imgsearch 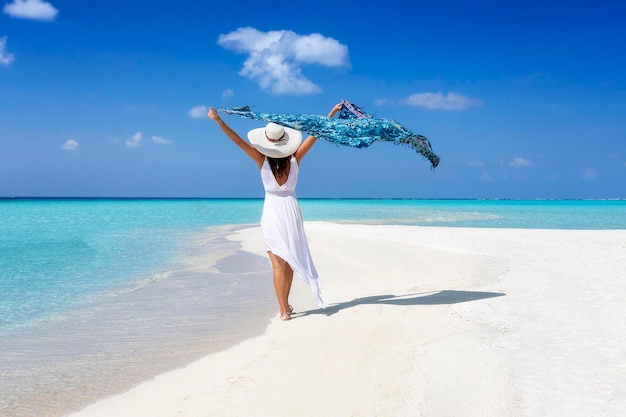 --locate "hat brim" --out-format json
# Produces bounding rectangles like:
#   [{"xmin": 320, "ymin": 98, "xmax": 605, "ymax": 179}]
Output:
[{"xmin": 247, "ymin": 125, "xmax": 302, "ymax": 158}]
